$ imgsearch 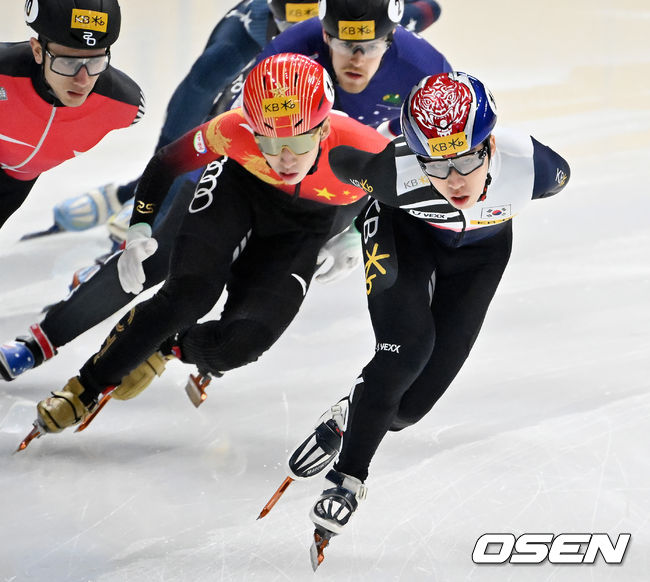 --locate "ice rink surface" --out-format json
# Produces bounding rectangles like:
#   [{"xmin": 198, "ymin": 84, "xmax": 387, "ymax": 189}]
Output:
[{"xmin": 1, "ymin": 1, "xmax": 649, "ymax": 581}]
